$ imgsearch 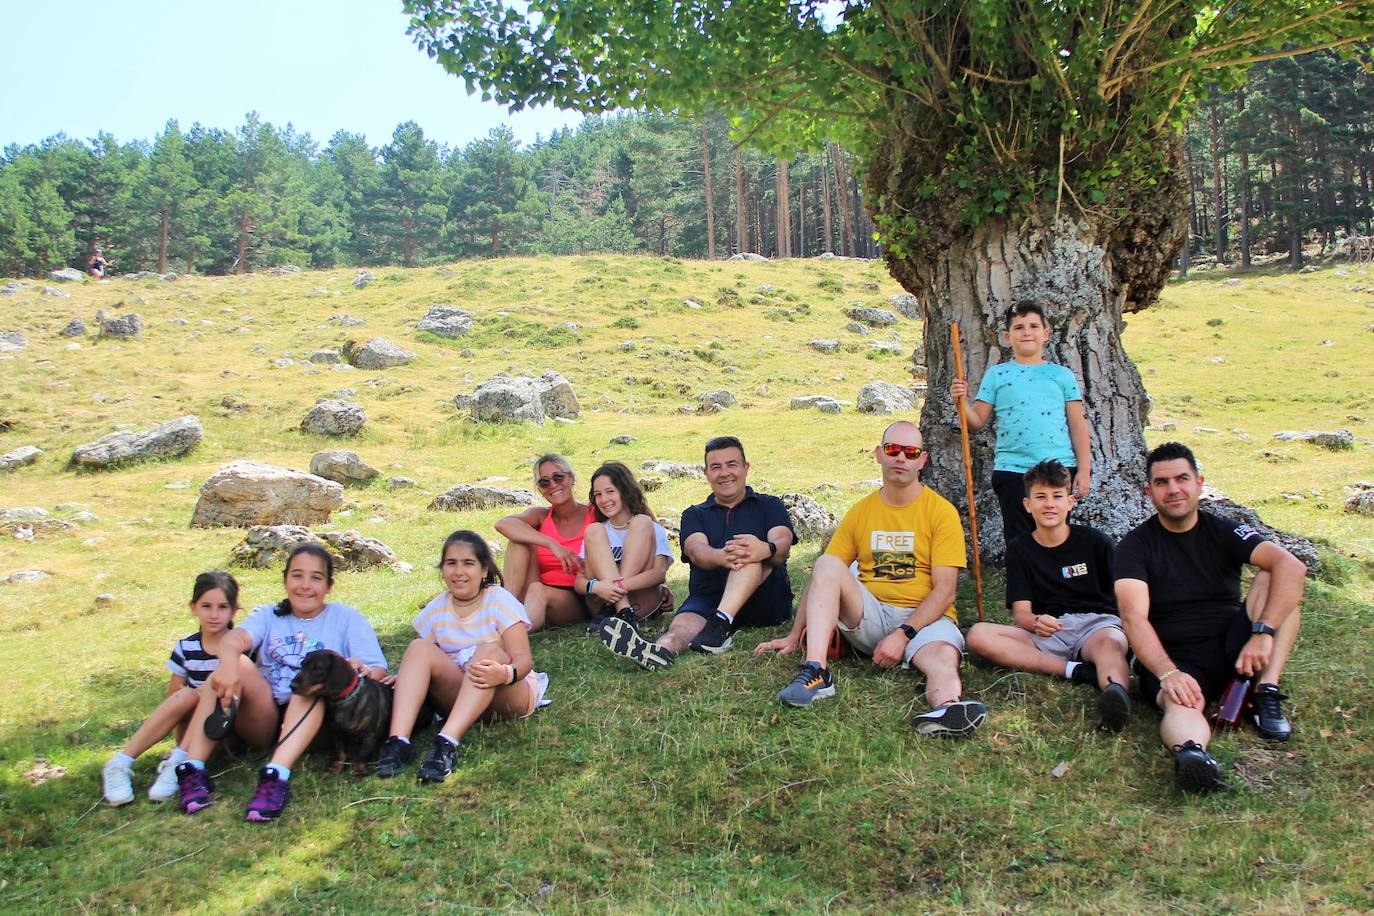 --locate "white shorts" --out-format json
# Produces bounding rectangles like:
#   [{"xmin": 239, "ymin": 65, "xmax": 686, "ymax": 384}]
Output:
[{"xmin": 838, "ymin": 584, "xmax": 965, "ymax": 666}]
